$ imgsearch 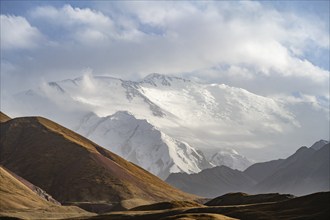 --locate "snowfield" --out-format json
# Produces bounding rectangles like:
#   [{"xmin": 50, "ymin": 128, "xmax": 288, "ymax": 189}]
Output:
[{"xmin": 9, "ymin": 73, "xmax": 327, "ymax": 177}]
